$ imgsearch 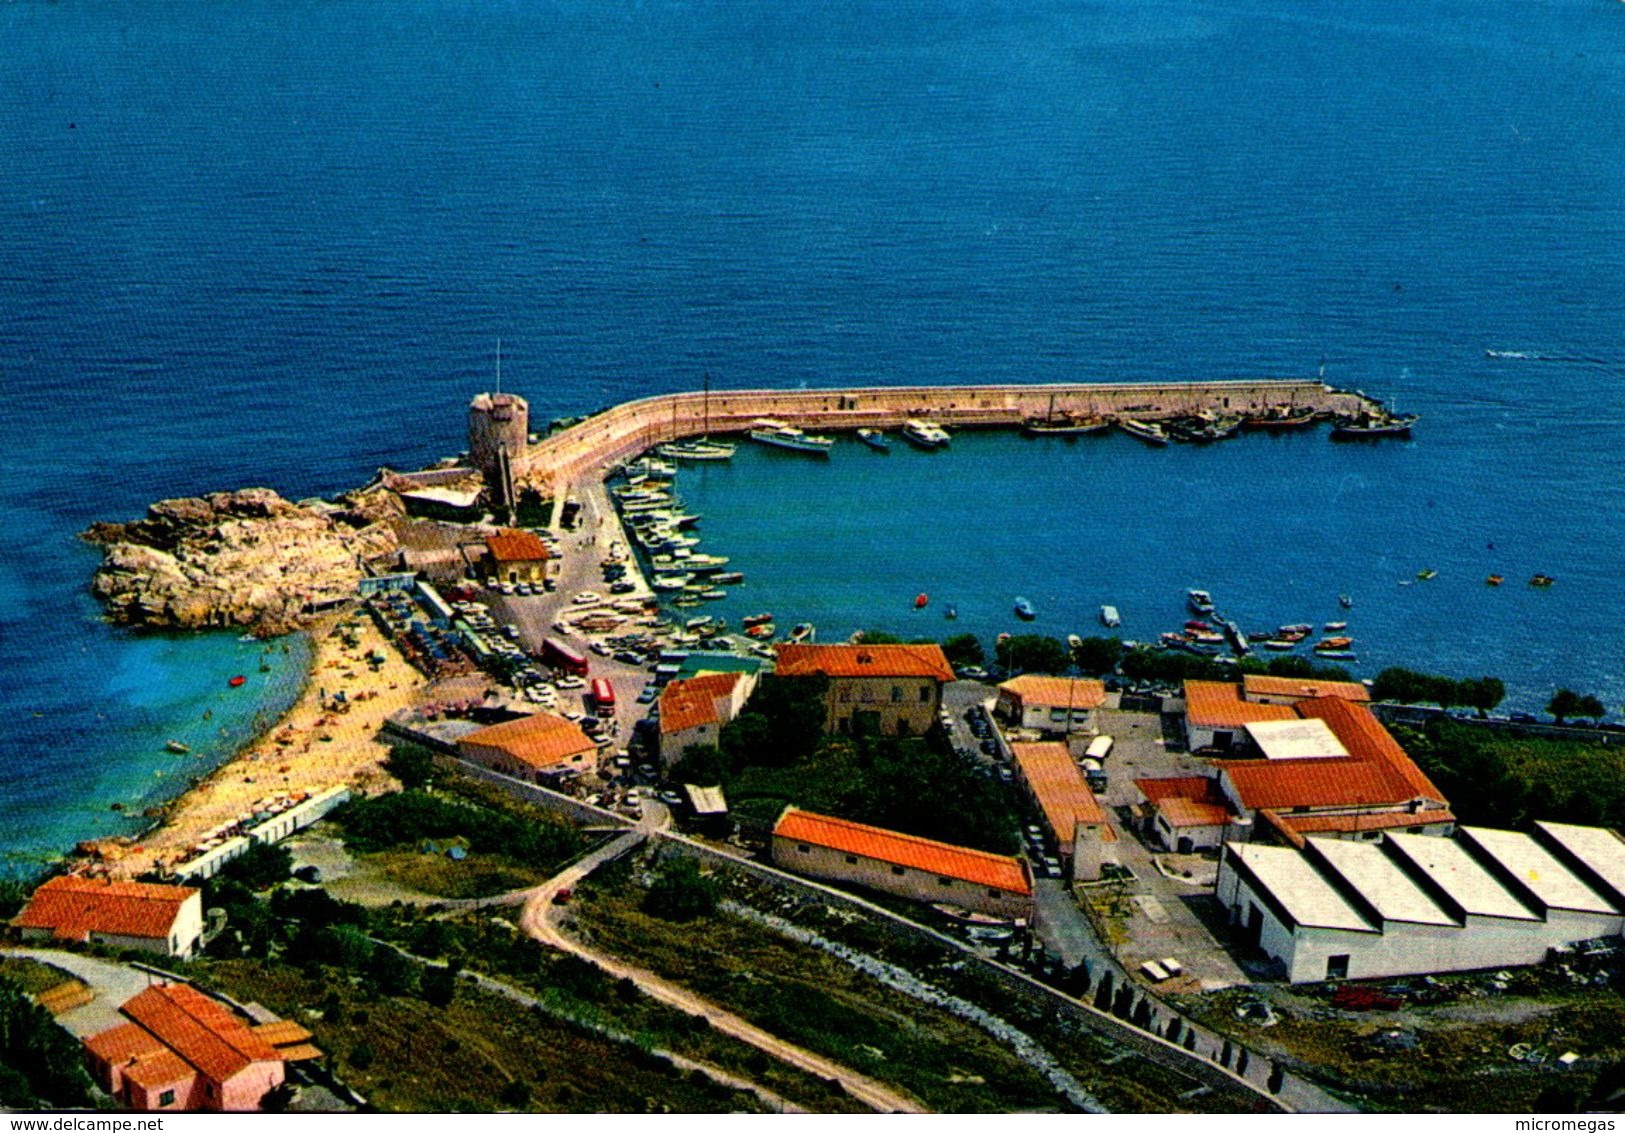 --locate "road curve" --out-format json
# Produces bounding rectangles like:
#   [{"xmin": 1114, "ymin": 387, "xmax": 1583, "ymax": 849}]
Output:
[{"xmin": 517, "ymin": 837, "xmax": 928, "ymax": 1115}]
